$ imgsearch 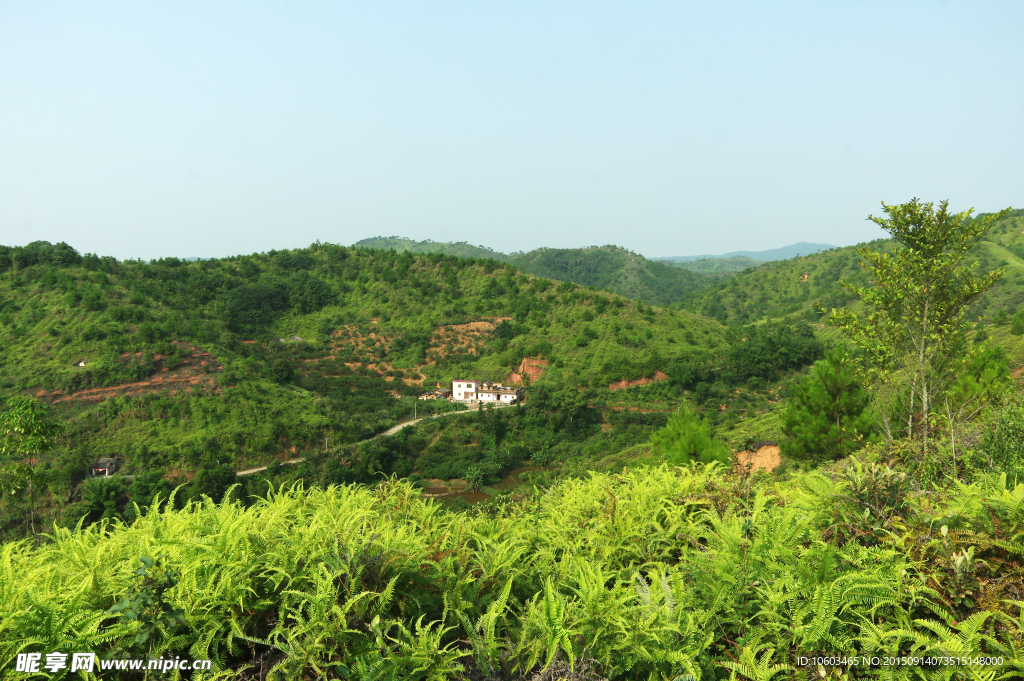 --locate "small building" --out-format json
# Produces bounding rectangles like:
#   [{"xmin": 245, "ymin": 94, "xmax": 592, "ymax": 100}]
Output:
[
  {"xmin": 451, "ymin": 379, "xmax": 480, "ymax": 401},
  {"xmin": 451, "ymin": 379, "xmax": 522, "ymax": 403},
  {"xmin": 91, "ymin": 457, "xmax": 119, "ymax": 477},
  {"xmin": 419, "ymin": 389, "xmax": 452, "ymax": 401},
  {"xmin": 476, "ymin": 382, "xmax": 524, "ymax": 404},
  {"xmin": 72, "ymin": 359, "xmax": 87, "ymax": 367}
]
